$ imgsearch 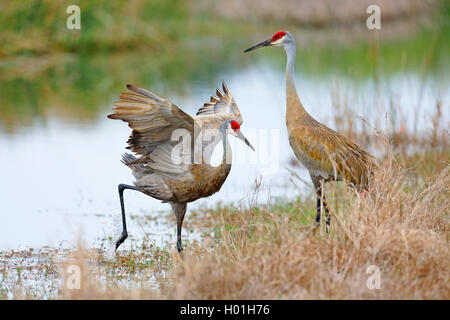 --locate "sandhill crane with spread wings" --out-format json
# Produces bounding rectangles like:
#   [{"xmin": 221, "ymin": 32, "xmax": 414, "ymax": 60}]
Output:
[
  {"xmin": 108, "ymin": 82, "xmax": 254, "ymax": 252},
  {"xmin": 245, "ymin": 31, "xmax": 376, "ymax": 231}
]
